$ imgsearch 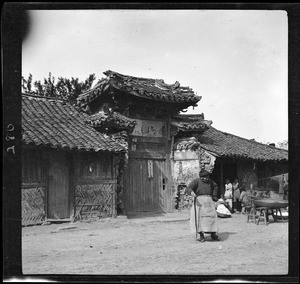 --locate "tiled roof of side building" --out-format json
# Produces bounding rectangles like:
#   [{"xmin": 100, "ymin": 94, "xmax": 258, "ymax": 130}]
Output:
[
  {"xmin": 22, "ymin": 94, "xmax": 125, "ymax": 153},
  {"xmin": 198, "ymin": 127, "xmax": 288, "ymax": 162},
  {"xmin": 77, "ymin": 70, "xmax": 201, "ymax": 107}
]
